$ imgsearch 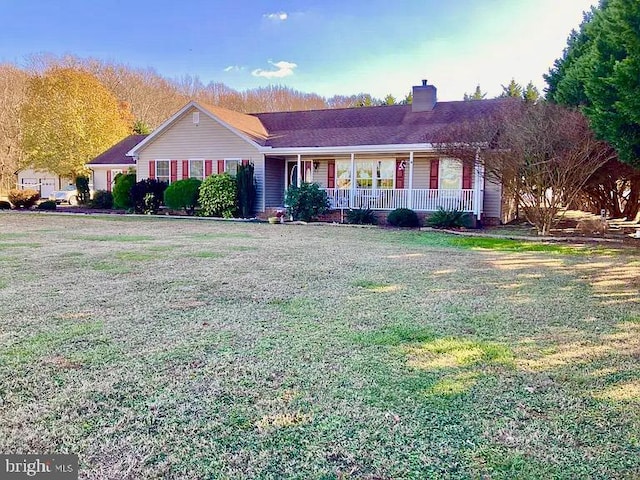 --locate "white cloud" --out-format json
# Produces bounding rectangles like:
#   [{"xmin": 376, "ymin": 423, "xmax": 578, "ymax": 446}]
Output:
[
  {"xmin": 263, "ymin": 12, "xmax": 288, "ymax": 21},
  {"xmin": 223, "ymin": 65, "xmax": 243, "ymax": 72},
  {"xmin": 251, "ymin": 60, "xmax": 297, "ymax": 79}
]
